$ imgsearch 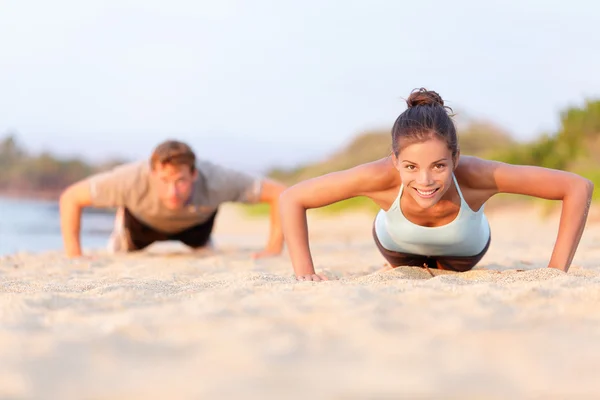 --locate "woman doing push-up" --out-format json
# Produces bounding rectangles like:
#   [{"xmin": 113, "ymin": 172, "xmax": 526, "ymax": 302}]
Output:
[{"xmin": 280, "ymin": 88, "xmax": 594, "ymax": 281}]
